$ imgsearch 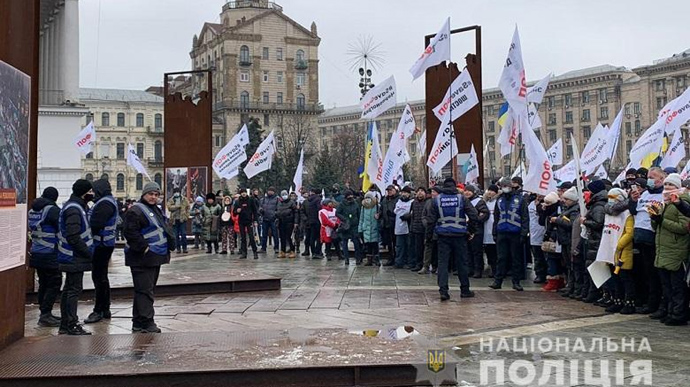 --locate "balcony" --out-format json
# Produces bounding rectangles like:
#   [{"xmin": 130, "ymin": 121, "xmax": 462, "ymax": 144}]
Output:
[
  {"xmin": 213, "ymin": 100, "xmax": 324, "ymax": 114},
  {"xmin": 148, "ymin": 158, "xmax": 164, "ymax": 168},
  {"xmin": 147, "ymin": 126, "xmax": 164, "ymax": 136},
  {"xmin": 294, "ymin": 59, "xmax": 308, "ymax": 70},
  {"xmin": 238, "ymin": 59, "xmax": 253, "ymax": 67}
]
